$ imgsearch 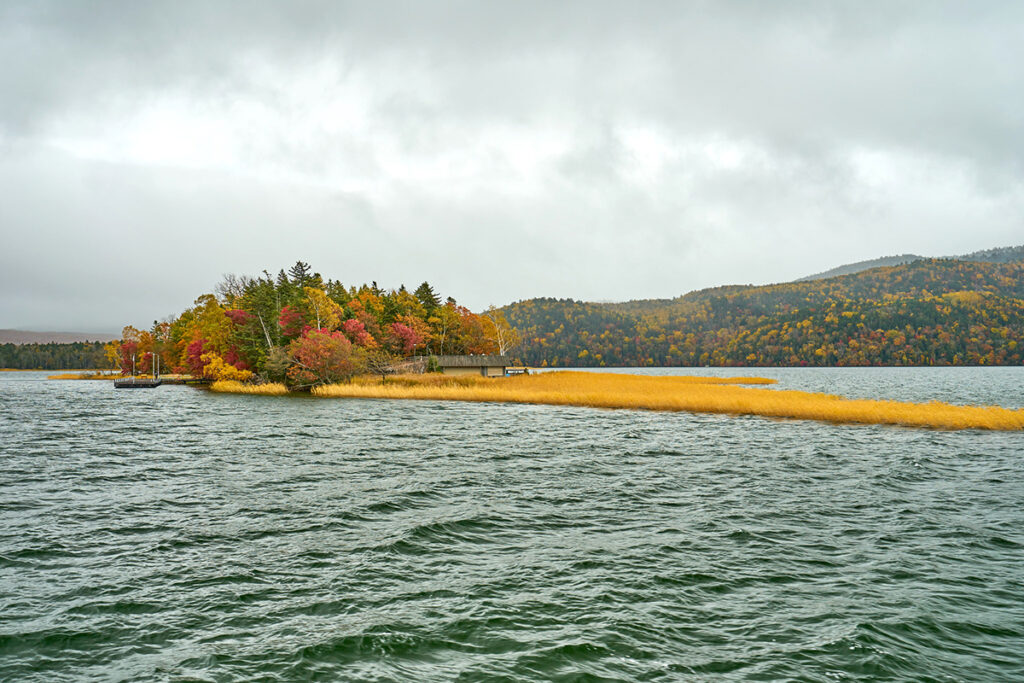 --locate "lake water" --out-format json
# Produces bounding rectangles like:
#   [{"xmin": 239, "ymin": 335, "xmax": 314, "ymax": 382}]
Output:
[{"xmin": 2, "ymin": 368, "xmax": 1022, "ymax": 681}]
